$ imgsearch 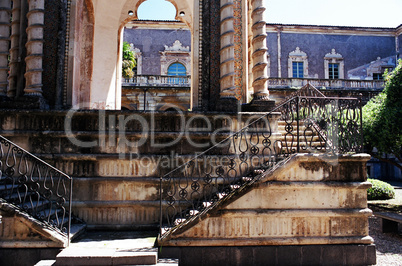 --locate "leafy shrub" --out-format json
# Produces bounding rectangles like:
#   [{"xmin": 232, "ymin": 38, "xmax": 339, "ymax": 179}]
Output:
[
  {"xmin": 122, "ymin": 42, "xmax": 136, "ymax": 79},
  {"xmin": 367, "ymin": 178, "xmax": 395, "ymax": 200}
]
